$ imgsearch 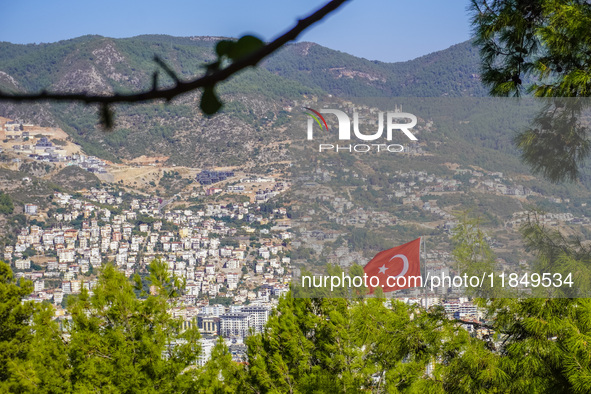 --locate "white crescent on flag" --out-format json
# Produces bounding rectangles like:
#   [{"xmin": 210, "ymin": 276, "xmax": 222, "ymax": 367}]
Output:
[{"xmin": 389, "ymin": 254, "xmax": 409, "ymax": 278}]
